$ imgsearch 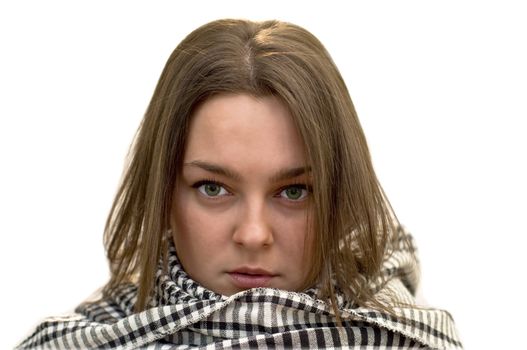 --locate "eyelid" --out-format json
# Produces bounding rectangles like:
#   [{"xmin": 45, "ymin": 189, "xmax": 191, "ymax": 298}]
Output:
[
  {"xmin": 277, "ymin": 183, "xmax": 312, "ymax": 192},
  {"xmin": 191, "ymin": 179, "xmax": 225, "ymax": 188}
]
